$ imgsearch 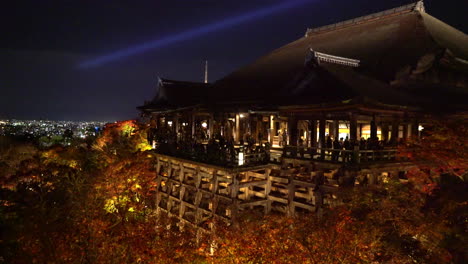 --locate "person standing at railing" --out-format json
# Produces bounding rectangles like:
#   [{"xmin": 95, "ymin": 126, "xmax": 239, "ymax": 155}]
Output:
[
  {"xmin": 326, "ymin": 135, "xmax": 333, "ymax": 159},
  {"xmin": 359, "ymin": 137, "xmax": 366, "ymax": 150},
  {"xmin": 278, "ymin": 131, "xmax": 284, "ymax": 147},
  {"xmin": 298, "ymin": 138, "xmax": 305, "ymax": 158},
  {"xmin": 343, "ymin": 136, "xmax": 351, "ymax": 162},
  {"xmin": 350, "ymin": 139, "xmax": 359, "ymax": 163},
  {"xmin": 263, "ymin": 142, "xmax": 271, "ymax": 163},
  {"xmin": 332, "ymin": 138, "xmax": 341, "ymax": 162}
]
